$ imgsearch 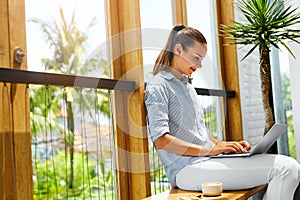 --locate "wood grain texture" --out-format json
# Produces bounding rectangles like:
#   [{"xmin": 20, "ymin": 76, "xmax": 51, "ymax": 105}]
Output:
[
  {"xmin": 143, "ymin": 184, "xmax": 268, "ymax": 200},
  {"xmin": 106, "ymin": 0, "xmax": 151, "ymax": 199},
  {"xmin": 216, "ymin": 0, "xmax": 243, "ymax": 141},
  {"xmin": 0, "ymin": 0, "xmax": 33, "ymax": 199},
  {"xmin": 172, "ymin": 0, "xmax": 188, "ymax": 26}
]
